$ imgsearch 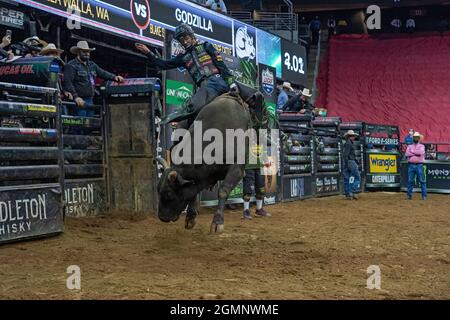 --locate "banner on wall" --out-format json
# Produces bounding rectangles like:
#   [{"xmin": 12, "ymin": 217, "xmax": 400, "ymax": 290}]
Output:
[
  {"xmin": 14, "ymin": 0, "xmax": 234, "ymax": 48},
  {"xmin": 0, "ymin": 4, "xmax": 27, "ymax": 29},
  {"xmin": 233, "ymin": 21, "xmax": 258, "ymax": 89},
  {"xmin": 258, "ymin": 63, "xmax": 277, "ymax": 115},
  {"xmin": 256, "ymin": 30, "xmax": 281, "ymax": 78},
  {"xmin": 401, "ymin": 161, "xmax": 450, "ymax": 193},
  {"xmin": 365, "ymin": 151, "xmax": 401, "ymax": 187},
  {"xmin": 0, "ymin": 187, "xmax": 63, "ymax": 243}
]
